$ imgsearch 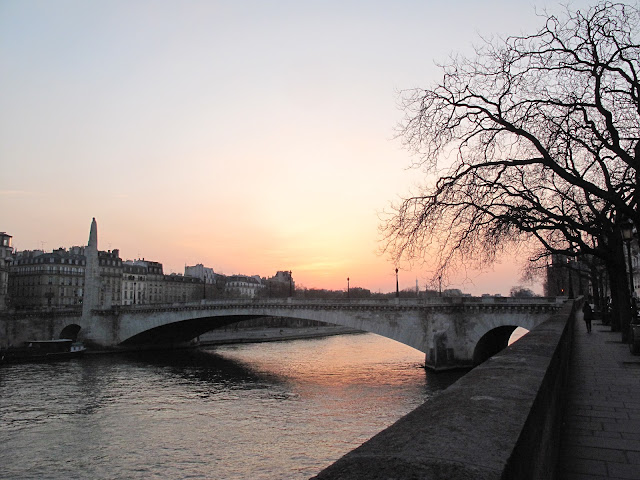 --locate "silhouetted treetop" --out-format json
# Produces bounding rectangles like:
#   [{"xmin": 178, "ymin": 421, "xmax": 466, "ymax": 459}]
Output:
[{"xmin": 383, "ymin": 1, "xmax": 639, "ymax": 287}]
